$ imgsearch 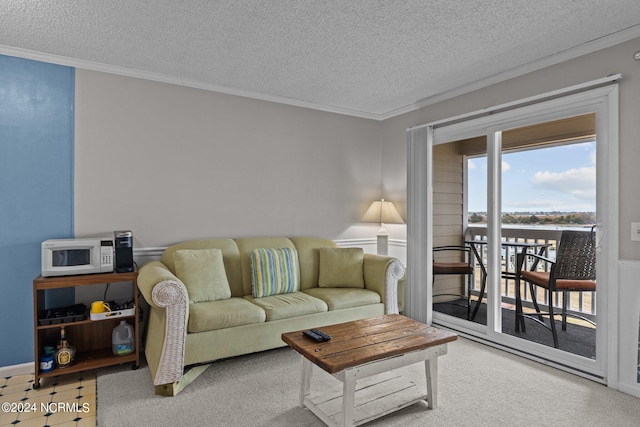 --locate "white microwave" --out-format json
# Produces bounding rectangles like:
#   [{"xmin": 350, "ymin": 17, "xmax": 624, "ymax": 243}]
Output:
[{"xmin": 41, "ymin": 238, "xmax": 114, "ymax": 277}]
